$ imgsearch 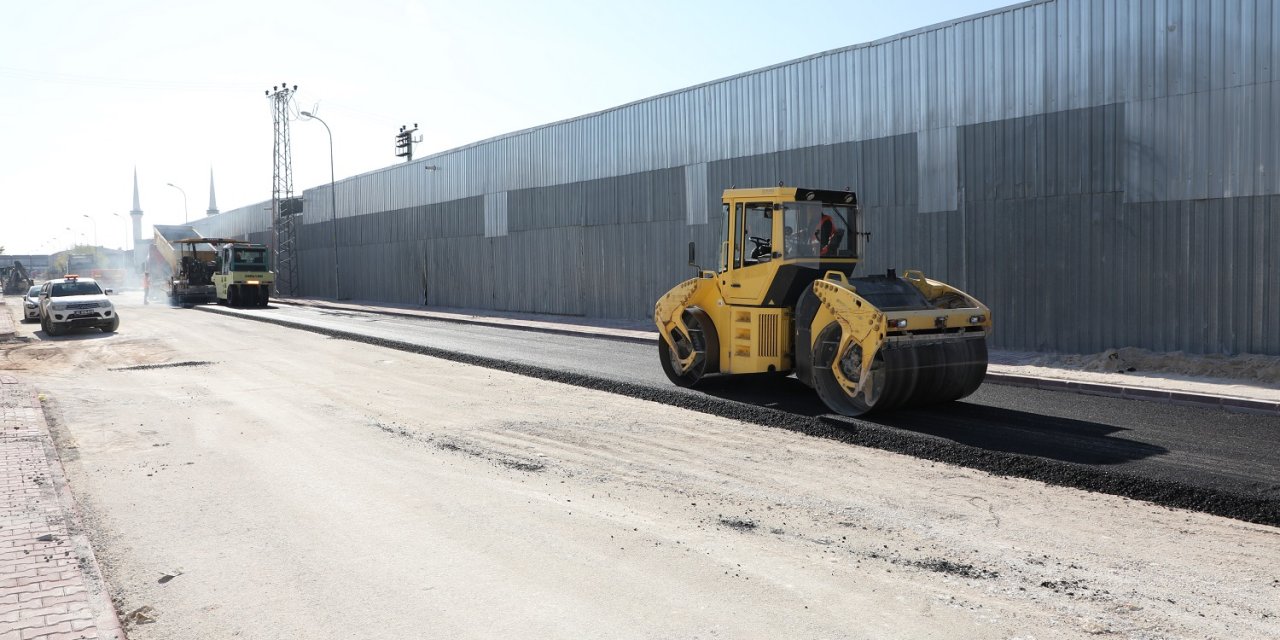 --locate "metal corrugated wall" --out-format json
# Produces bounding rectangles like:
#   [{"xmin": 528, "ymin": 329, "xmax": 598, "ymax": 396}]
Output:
[{"xmin": 191, "ymin": 0, "xmax": 1280, "ymax": 355}]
